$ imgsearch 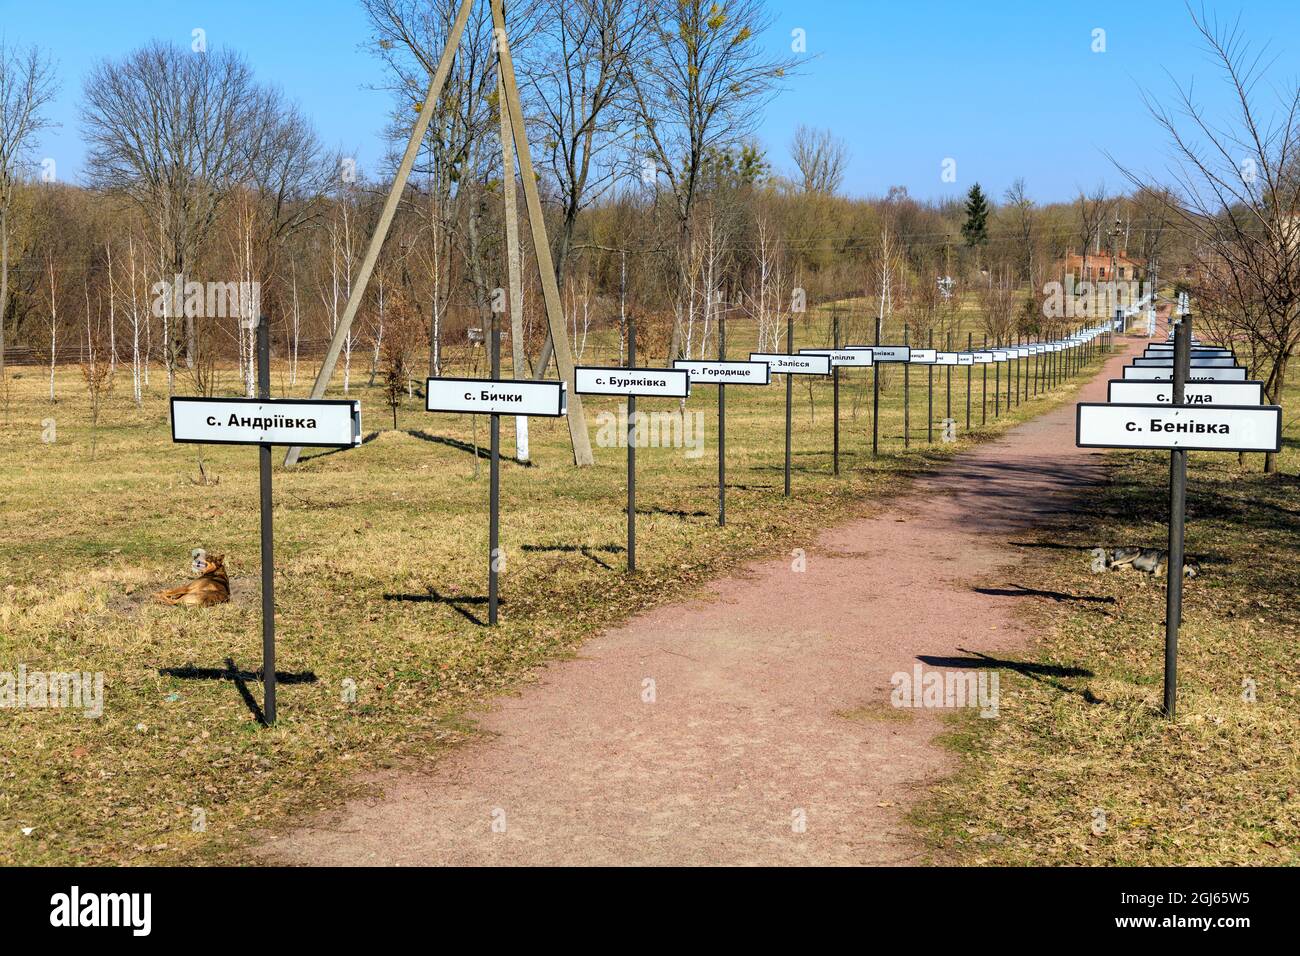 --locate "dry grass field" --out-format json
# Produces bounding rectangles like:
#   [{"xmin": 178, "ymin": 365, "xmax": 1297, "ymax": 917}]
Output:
[
  {"xmin": 918, "ymin": 374, "xmax": 1300, "ymax": 865},
  {"xmin": 0, "ymin": 306, "xmax": 1100, "ymax": 865}
]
